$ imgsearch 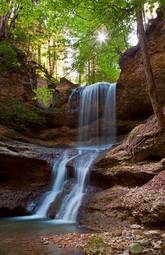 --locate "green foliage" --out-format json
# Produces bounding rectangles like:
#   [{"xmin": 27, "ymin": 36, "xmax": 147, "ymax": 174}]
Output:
[
  {"xmin": 0, "ymin": 101, "xmax": 44, "ymax": 128},
  {"xmin": 33, "ymin": 87, "xmax": 54, "ymax": 108},
  {"xmin": 0, "ymin": 0, "xmax": 162, "ymax": 83},
  {"xmin": 0, "ymin": 41, "xmax": 21, "ymax": 72}
]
